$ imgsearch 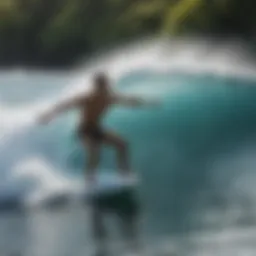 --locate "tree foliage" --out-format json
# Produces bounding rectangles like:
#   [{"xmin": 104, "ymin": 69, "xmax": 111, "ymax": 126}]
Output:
[{"xmin": 0, "ymin": 0, "xmax": 254, "ymax": 67}]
